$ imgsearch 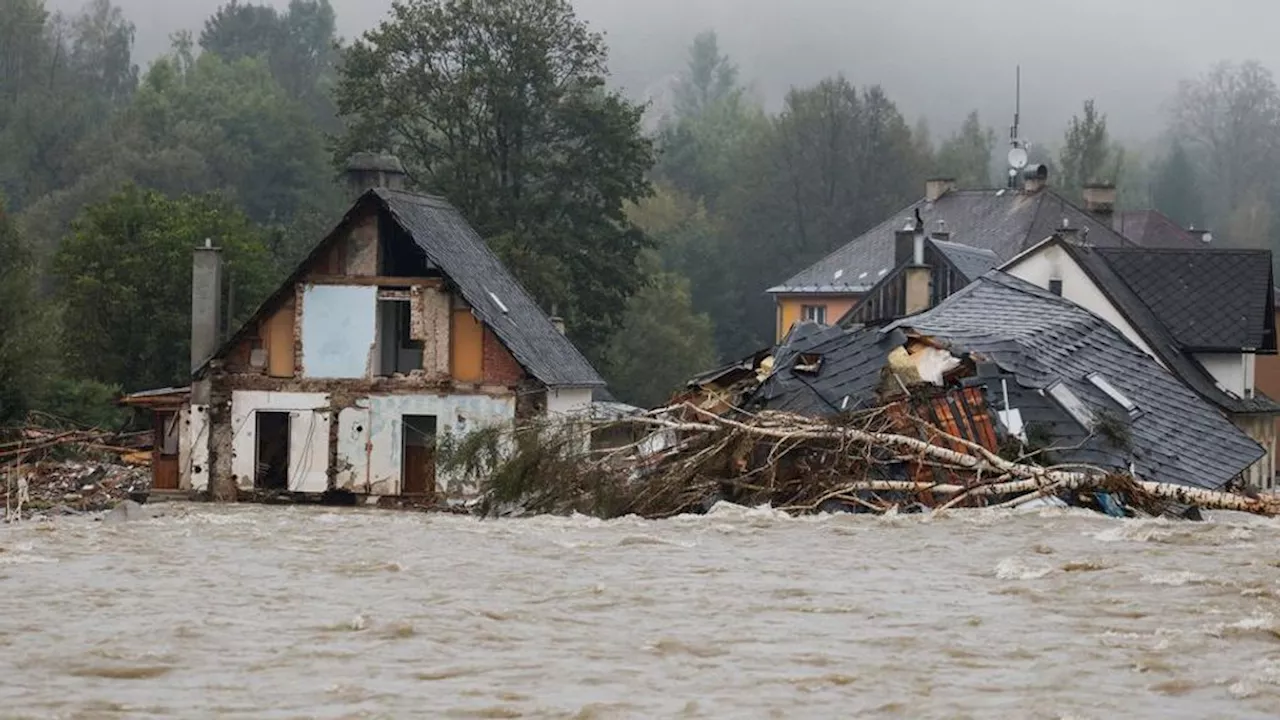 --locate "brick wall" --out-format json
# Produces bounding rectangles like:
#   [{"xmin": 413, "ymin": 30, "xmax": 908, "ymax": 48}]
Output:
[{"xmin": 483, "ymin": 328, "xmax": 525, "ymax": 386}]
